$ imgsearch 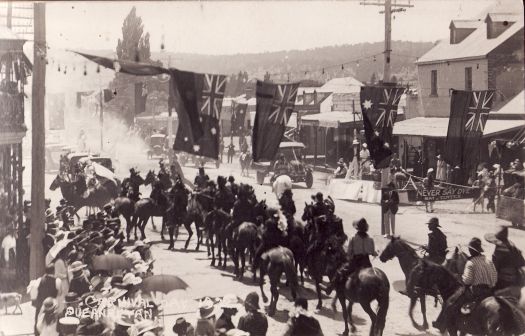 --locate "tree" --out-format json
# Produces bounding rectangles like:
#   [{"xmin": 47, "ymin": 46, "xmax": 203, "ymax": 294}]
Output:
[{"xmin": 116, "ymin": 7, "xmax": 151, "ymax": 62}]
